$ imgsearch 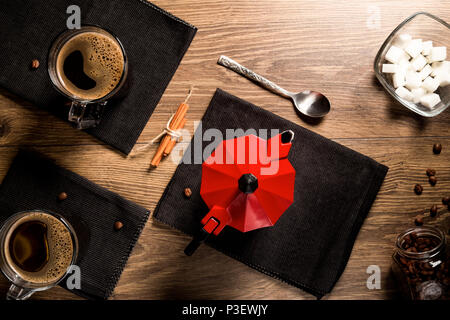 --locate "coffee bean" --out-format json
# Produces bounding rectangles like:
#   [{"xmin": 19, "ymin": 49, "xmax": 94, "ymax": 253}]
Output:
[
  {"xmin": 442, "ymin": 196, "xmax": 450, "ymax": 205},
  {"xmin": 414, "ymin": 184, "xmax": 423, "ymax": 195},
  {"xmin": 114, "ymin": 221, "xmax": 123, "ymax": 230},
  {"xmin": 58, "ymin": 192, "xmax": 67, "ymax": 201},
  {"xmin": 31, "ymin": 59, "xmax": 40, "ymax": 69},
  {"xmin": 184, "ymin": 187, "xmax": 192, "ymax": 198},
  {"xmin": 430, "ymin": 205, "xmax": 438, "ymax": 217},
  {"xmin": 429, "ymin": 176, "xmax": 437, "ymax": 186},
  {"xmin": 433, "ymin": 143, "xmax": 442, "ymax": 154},
  {"xmin": 415, "ymin": 216, "xmax": 424, "ymax": 226},
  {"xmin": 426, "ymin": 169, "xmax": 436, "ymax": 177}
]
